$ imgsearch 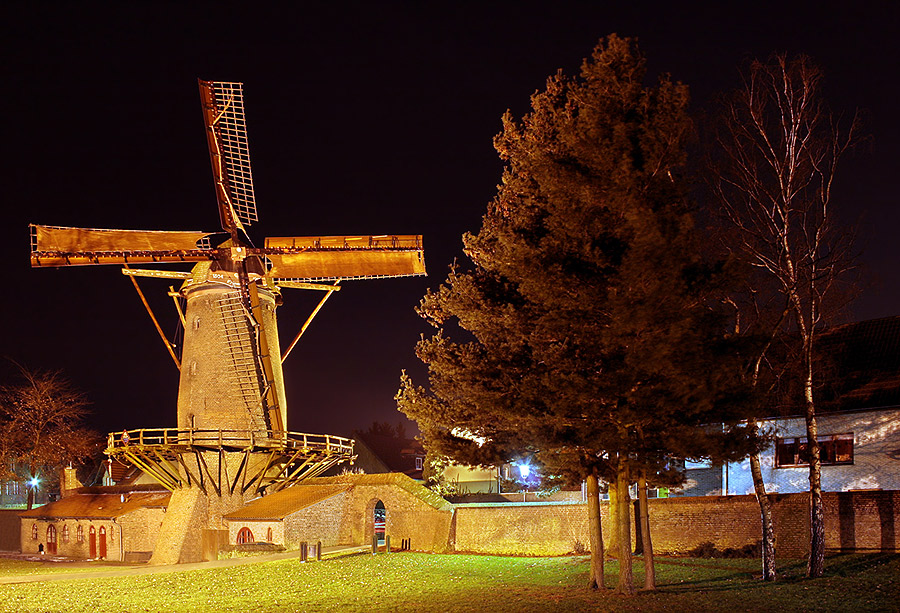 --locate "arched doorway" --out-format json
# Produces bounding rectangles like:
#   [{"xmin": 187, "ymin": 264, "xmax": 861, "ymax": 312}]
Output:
[
  {"xmin": 236, "ymin": 527, "xmax": 254, "ymax": 544},
  {"xmin": 89, "ymin": 525, "xmax": 96, "ymax": 558},
  {"xmin": 46, "ymin": 525, "xmax": 57, "ymax": 555},
  {"xmin": 99, "ymin": 526, "xmax": 107, "ymax": 559},
  {"xmin": 373, "ymin": 500, "xmax": 386, "ymax": 545}
]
